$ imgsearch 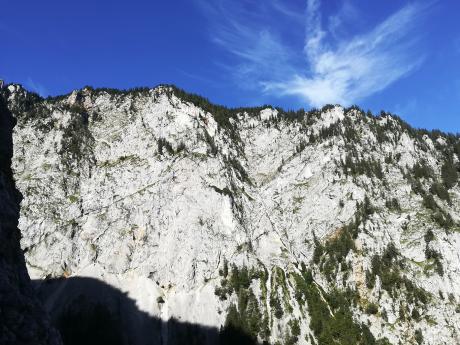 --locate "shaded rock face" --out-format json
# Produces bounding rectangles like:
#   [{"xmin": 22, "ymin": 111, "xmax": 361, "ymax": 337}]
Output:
[
  {"xmin": 33, "ymin": 277, "xmax": 244, "ymax": 345},
  {"xmin": 0, "ymin": 93, "xmax": 61, "ymax": 345},
  {"xmin": 4, "ymin": 84, "xmax": 460, "ymax": 344}
]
